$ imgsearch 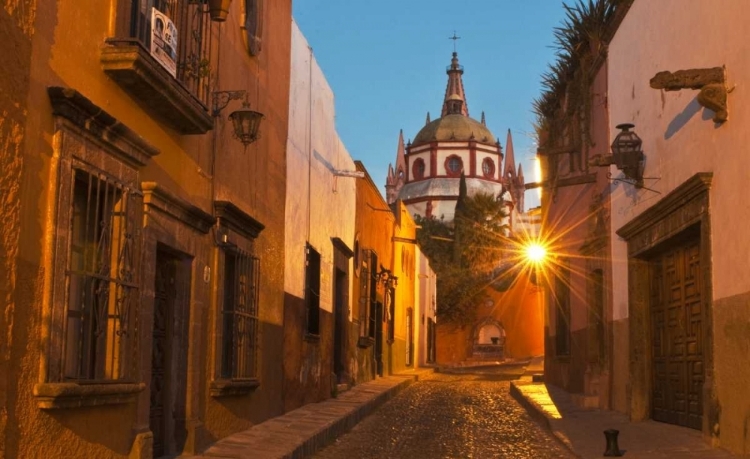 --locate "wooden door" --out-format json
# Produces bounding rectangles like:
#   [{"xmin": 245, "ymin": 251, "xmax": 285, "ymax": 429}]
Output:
[
  {"xmin": 150, "ymin": 251, "xmax": 175, "ymax": 457},
  {"xmin": 651, "ymin": 239, "xmax": 704, "ymax": 430}
]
